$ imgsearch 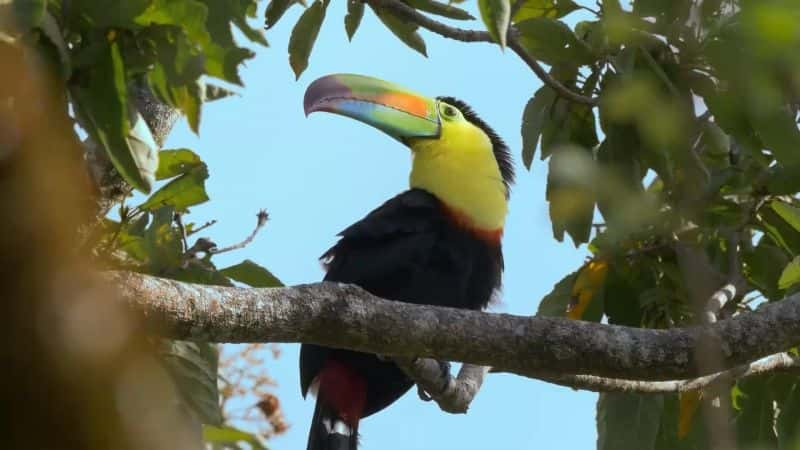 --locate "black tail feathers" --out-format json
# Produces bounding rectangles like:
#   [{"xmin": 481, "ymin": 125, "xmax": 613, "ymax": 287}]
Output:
[{"xmin": 307, "ymin": 399, "xmax": 359, "ymax": 450}]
